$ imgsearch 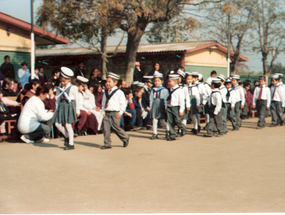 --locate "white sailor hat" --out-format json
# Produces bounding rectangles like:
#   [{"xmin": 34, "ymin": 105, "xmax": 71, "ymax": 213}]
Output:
[
  {"xmin": 225, "ymin": 78, "xmax": 232, "ymax": 83},
  {"xmin": 185, "ymin": 71, "xmax": 192, "ymax": 76},
  {"xmin": 60, "ymin": 67, "xmax": 74, "ymax": 78},
  {"xmin": 132, "ymin": 81, "xmax": 139, "ymax": 85},
  {"xmin": 198, "ymin": 73, "xmax": 203, "ymax": 80},
  {"xmin": 169, "ymin": 70, "xmax": 175, "ymax": 74},
  {"xmin": 217, "ymin": 74, "xmax": 226, "ymax": 81},
  {"xmin": 76, "ymin": 76, "xmax": 89, "ymax": 83},
  {"xmin": 212, "ymin": 78, "xmax": 221, "ymax": 84},
  {"xmin": 137, "ymin": 82, "xmax": 145, "ymax": 87},
  {"xmin": 143, "ymin": 76, "xmax": 153, "ymax": 82},
  {"xmin": 272, "ymin": 74, "xmax": 280, "ymax": 80},
  {"xmin": 177, "ymin": 70, "xmax": 185, "ymax": 77},
  {"xmin": 231, "ymin": 74, "xmax": 240, "ymax": 80},
  {"xmin": 154, "ymin": 72, "xmax": 163, "ymax": 78},
  {"xmin": 169, "ymin": 74, "xmax": 179, "ymax": 80},
  {"xmin": 107, "ymin": 72, "xmax": 120, "ymax": 80},
  {"xmin": 275, "ymin": 73, "xmax": 283, "ymax": 78},
  {"xmin": 191, "ymin": 71, "xmax": 199, "ymax": 76},
  {"xmin": 206, "ymin": 77, "xmax": 212, "ymax": 85}
]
